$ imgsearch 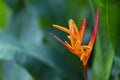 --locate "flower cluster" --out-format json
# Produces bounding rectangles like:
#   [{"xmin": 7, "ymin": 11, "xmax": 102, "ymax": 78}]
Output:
[{"xmin": 50, "ymin": 10, "xmax": 99, "ymax": 80}]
